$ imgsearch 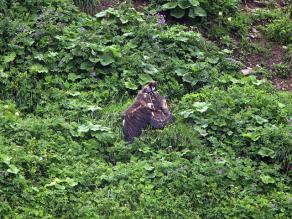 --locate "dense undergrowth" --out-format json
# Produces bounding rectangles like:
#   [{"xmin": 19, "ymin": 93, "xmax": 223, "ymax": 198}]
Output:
[{"xmin": 0, "ymin": 0, "xmax": 291, "ymax": 218}]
